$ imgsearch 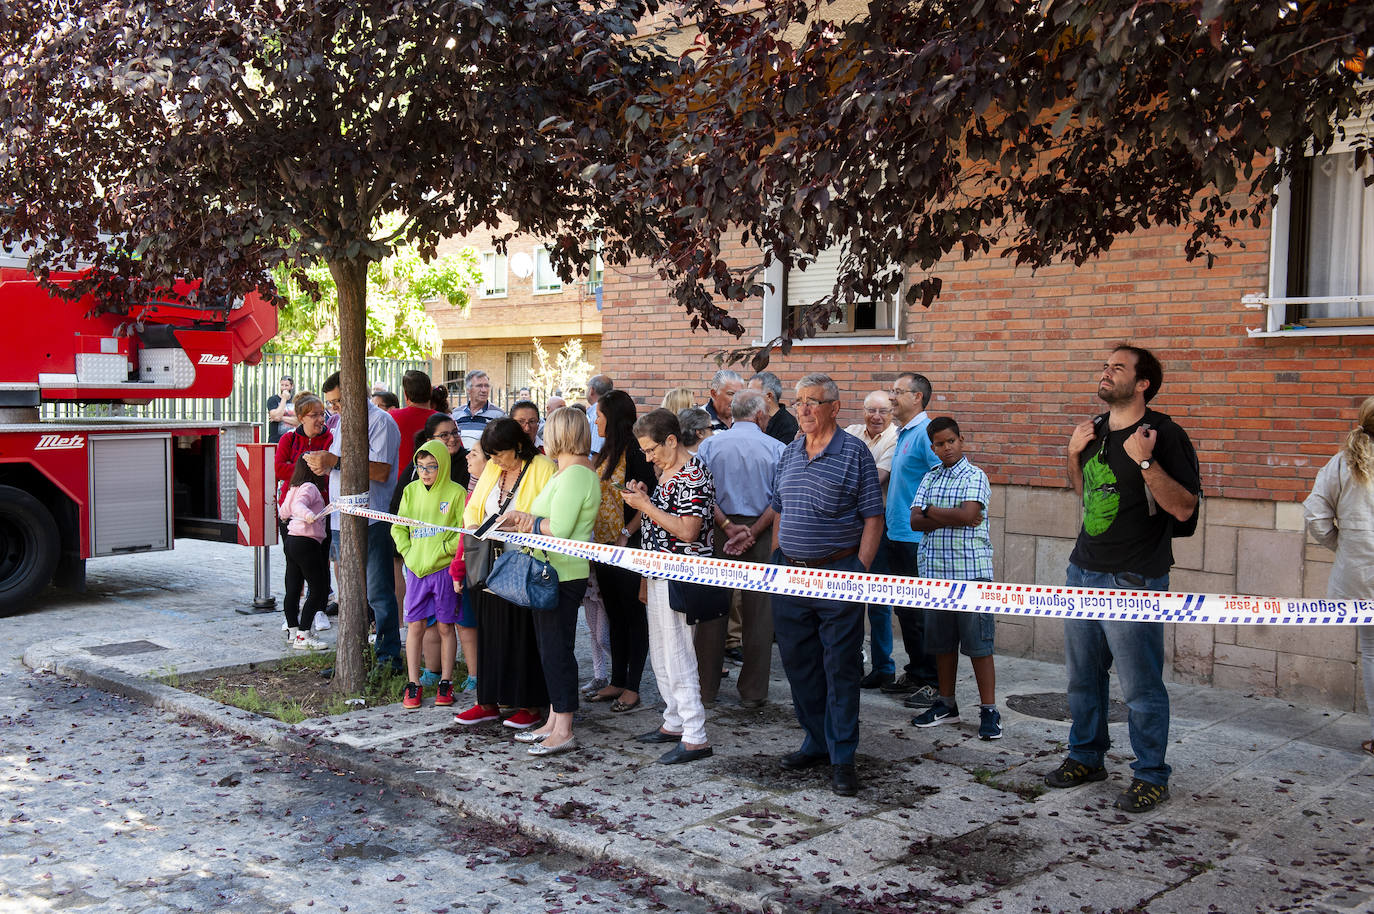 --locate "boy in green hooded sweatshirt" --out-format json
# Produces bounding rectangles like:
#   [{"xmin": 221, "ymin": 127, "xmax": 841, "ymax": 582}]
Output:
[{"xmin": 393, "ymin": 439, "xmax": 467, "ymax": 709}]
